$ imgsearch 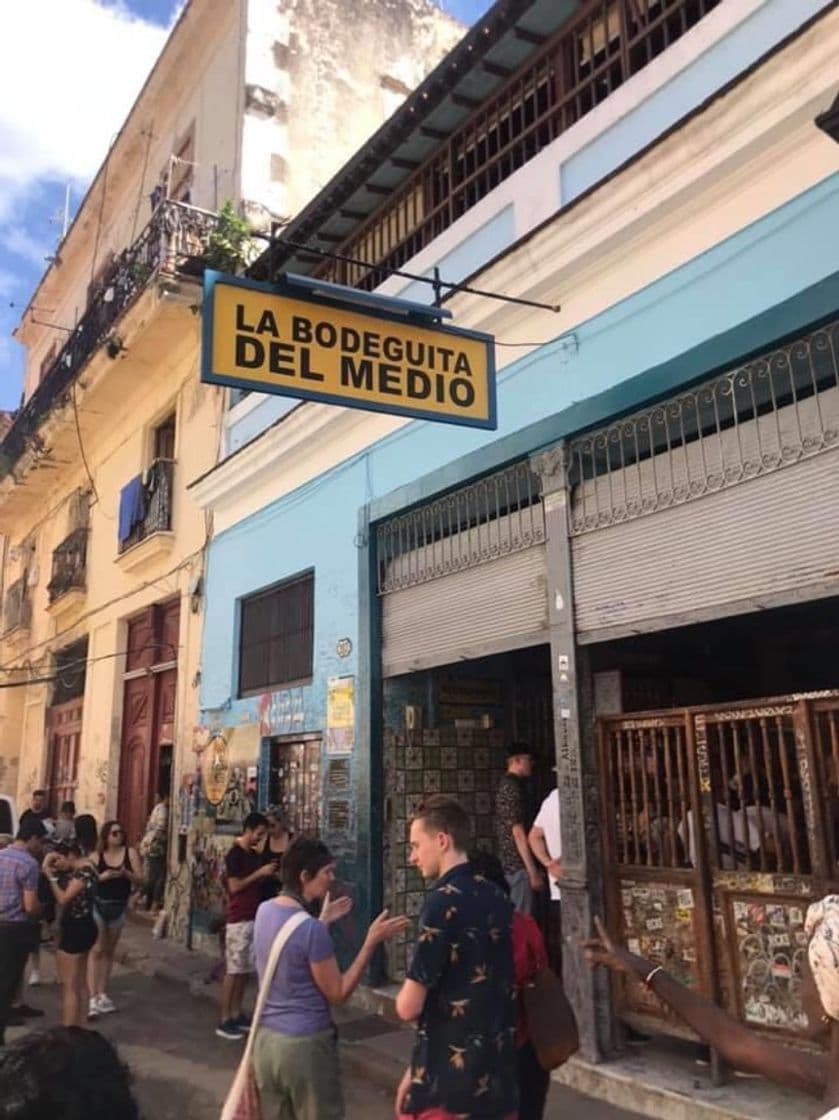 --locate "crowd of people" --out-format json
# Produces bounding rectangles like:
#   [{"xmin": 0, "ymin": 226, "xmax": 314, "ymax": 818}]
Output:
[
  {"xmin": 0, "ymin": 788, "xmax": 169, "ymax": 1042},
  {"xmin": 2, "ymin": 759, "xmax": 839, "ymax": 1120}
]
